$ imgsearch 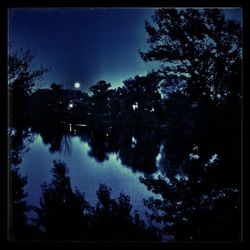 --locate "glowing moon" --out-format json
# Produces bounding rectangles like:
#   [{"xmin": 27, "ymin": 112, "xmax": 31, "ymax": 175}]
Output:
[{"xmin": 74, "ymin": 82, "xmax": 80, "ymax": 88}]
